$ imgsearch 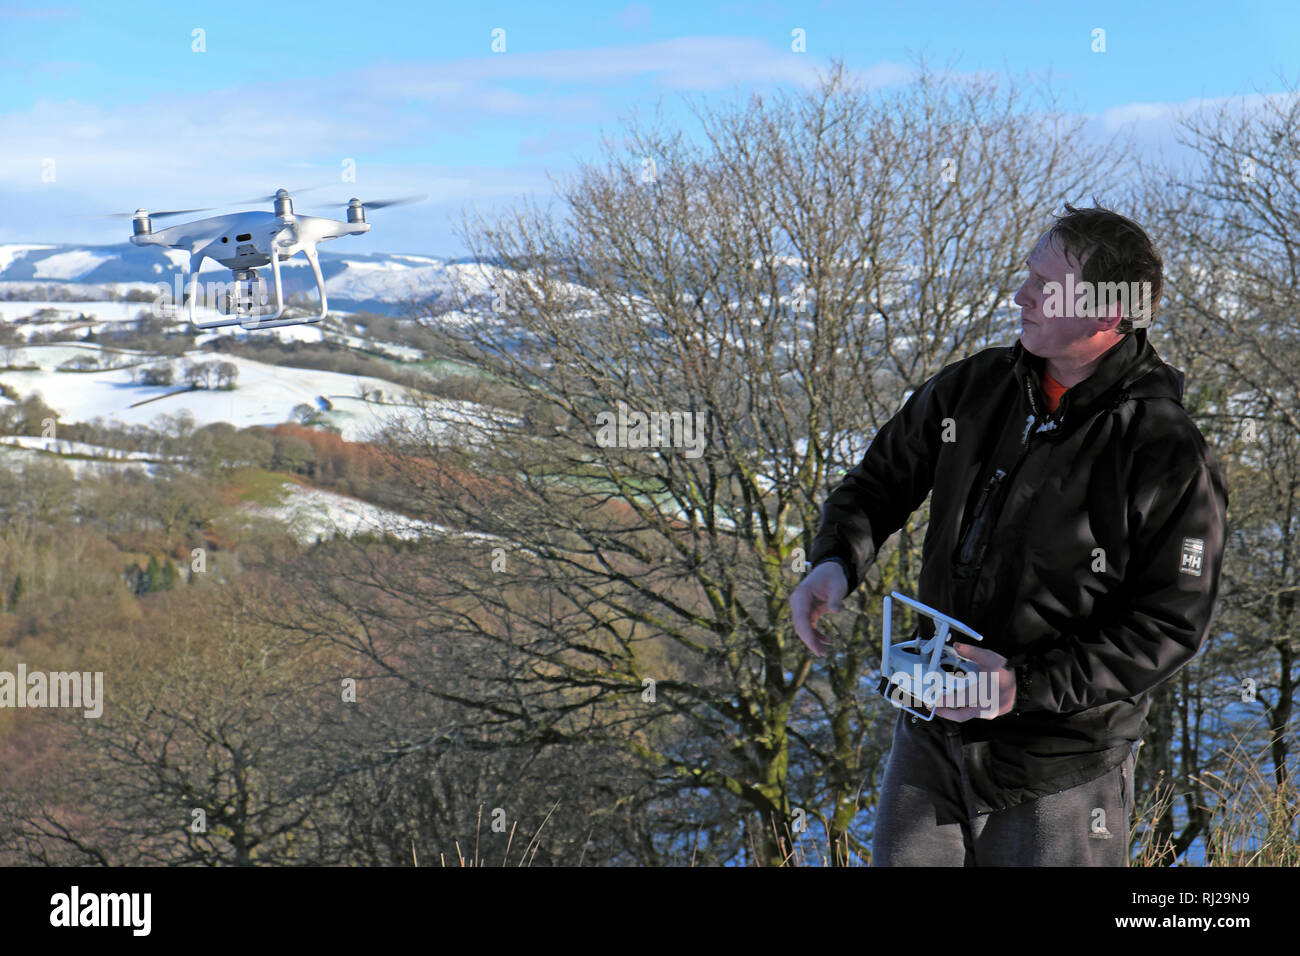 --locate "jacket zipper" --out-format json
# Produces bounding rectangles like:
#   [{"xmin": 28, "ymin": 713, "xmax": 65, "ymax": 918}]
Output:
[
  {"xmin": 955, "ymin": 370, "xmax": 1062, "ymax": 577},
  {"xmin": 958, "ymin": 467, "xmax": 1006, "ymax": 565}
]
